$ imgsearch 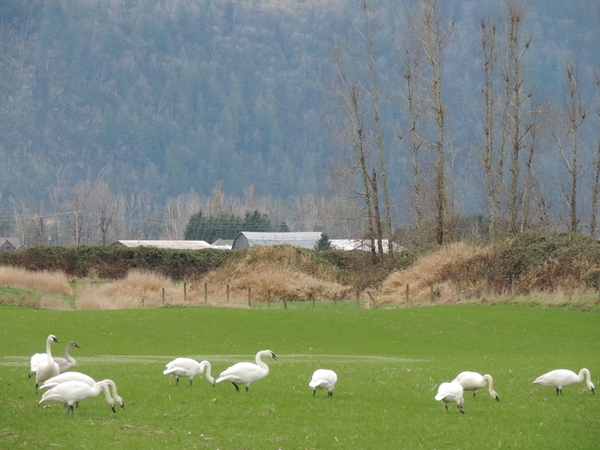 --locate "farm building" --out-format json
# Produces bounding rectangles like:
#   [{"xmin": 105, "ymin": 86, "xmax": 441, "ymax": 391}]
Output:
[
  {"xmin": 0, "ymin": 237, "xmax": 22, "ymax": 251},
  {"xmin": 231, "ymin": 232, "xmax": 322, "ymax": 250},
  {"xmin": 330, "ymin": 239, "xmax": 404, "ymax": 253},
  {"xmin": 211, "ymin": 239, "xmax": 234, "ymax": 250},
  {"xmin": 113, "ymin": 240, "xmax": 212, "ymax": 250}
]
